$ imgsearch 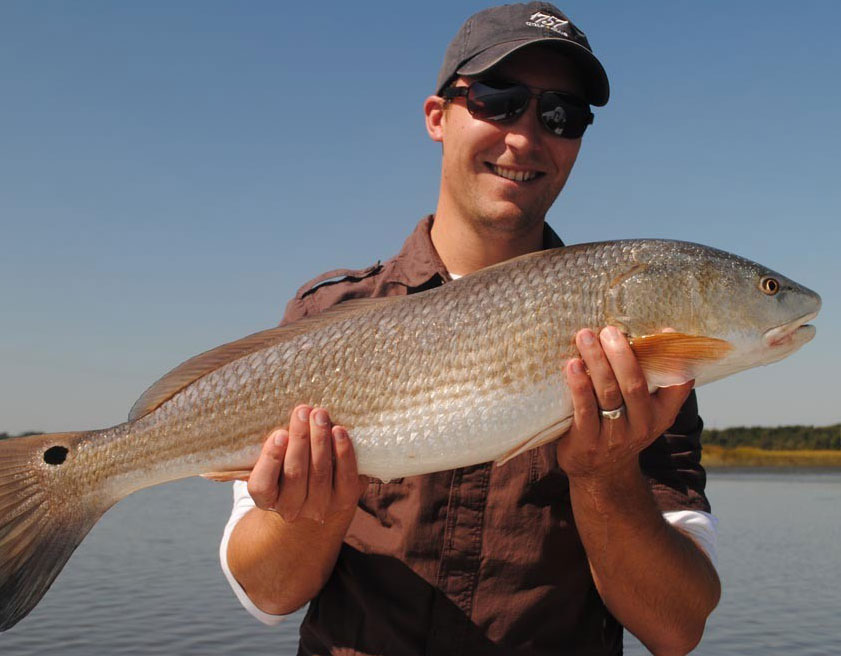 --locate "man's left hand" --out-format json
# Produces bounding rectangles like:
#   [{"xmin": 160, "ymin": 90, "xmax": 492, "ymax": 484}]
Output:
[{"xmin": 557, "ymin": 326, "xmax": 693, "ymax": 480}]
